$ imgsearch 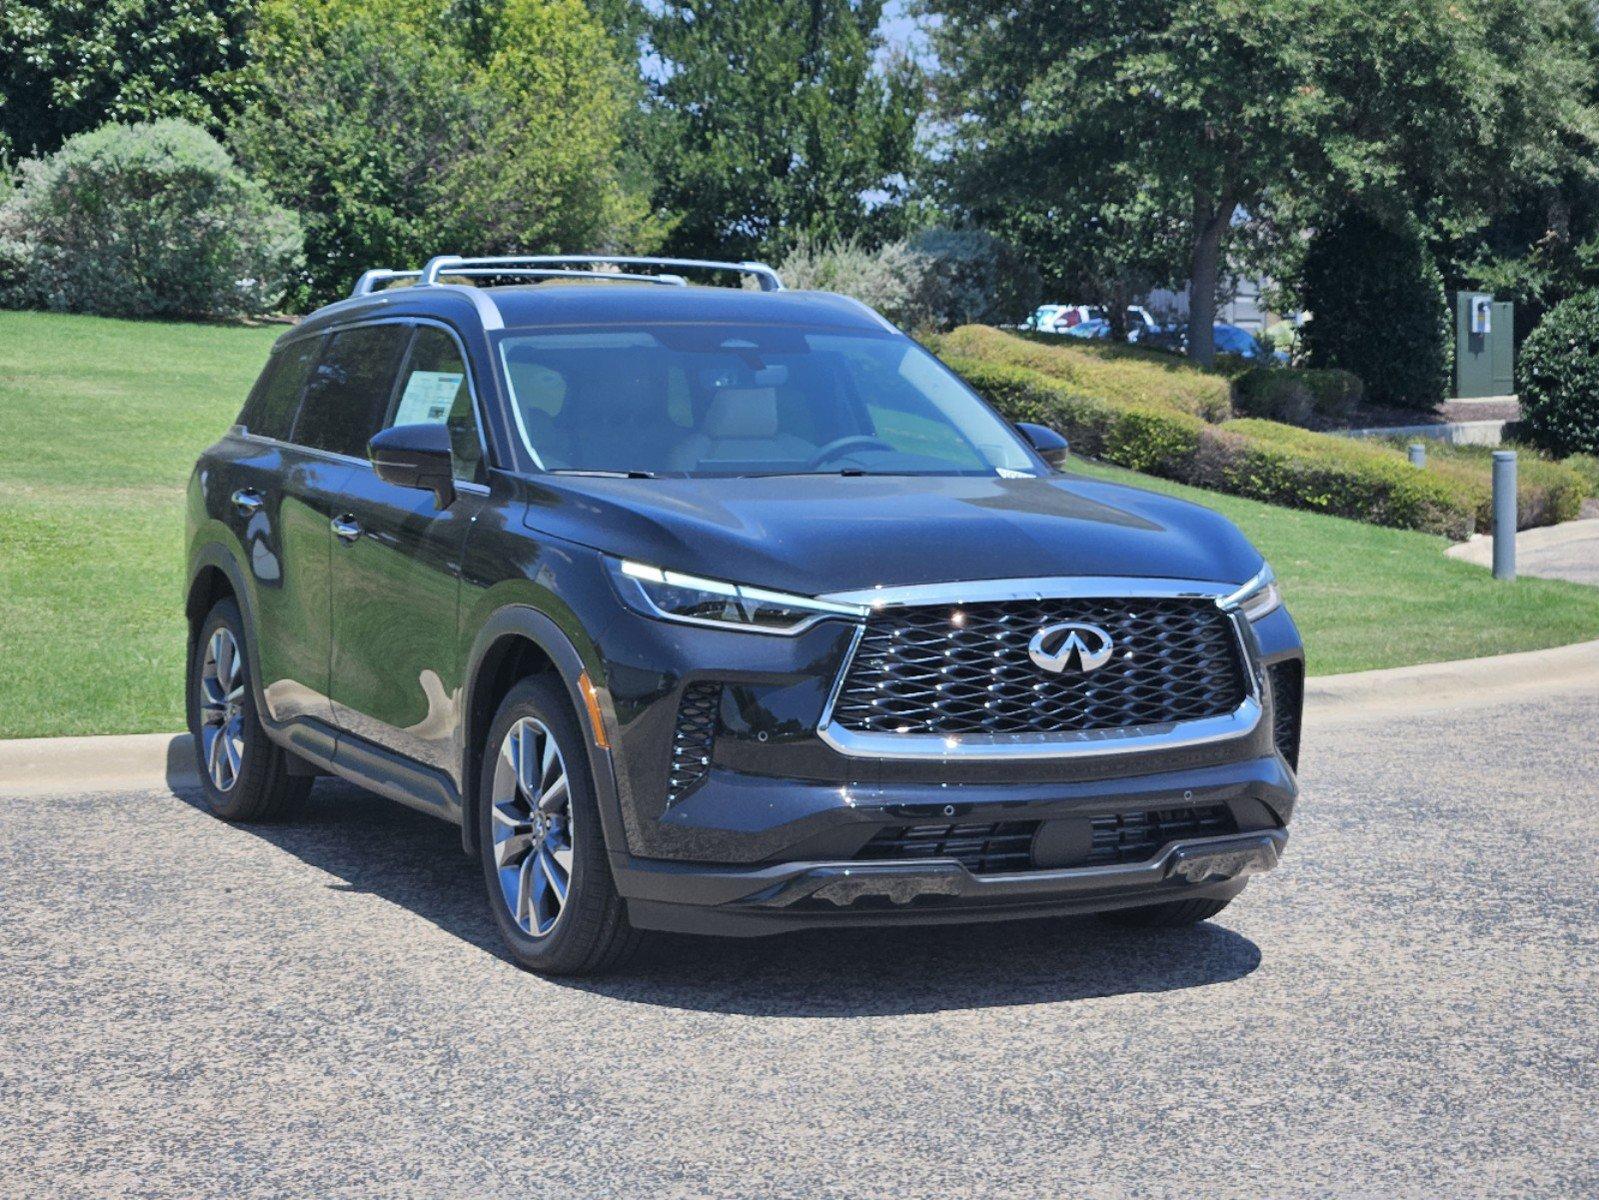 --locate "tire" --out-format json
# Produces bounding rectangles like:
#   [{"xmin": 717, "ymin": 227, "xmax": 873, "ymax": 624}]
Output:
[
  {"xmin": 187, "ymin": 597, "xmax": 311, "ymax": 822},
  {"xmin": 1098, "ymin": 895, "xmax": 1234, "ymax": 928},
  {"xmin": 477, "ymin": 676, "xmax": 640, "ymax": 976}
]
